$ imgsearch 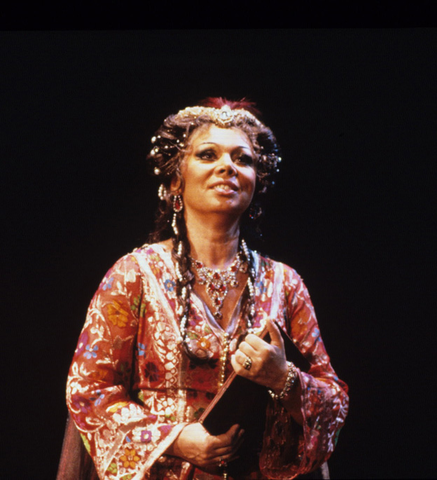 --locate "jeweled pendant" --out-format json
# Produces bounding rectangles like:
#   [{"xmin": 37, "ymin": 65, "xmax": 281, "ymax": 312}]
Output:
[
  {"xmin": 174, "ymin": 196, "xmax": 183, "ymax": 212},
  {"xmin": 190, "ymin": 249, "xmax": 244, "ymax": 320}
]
